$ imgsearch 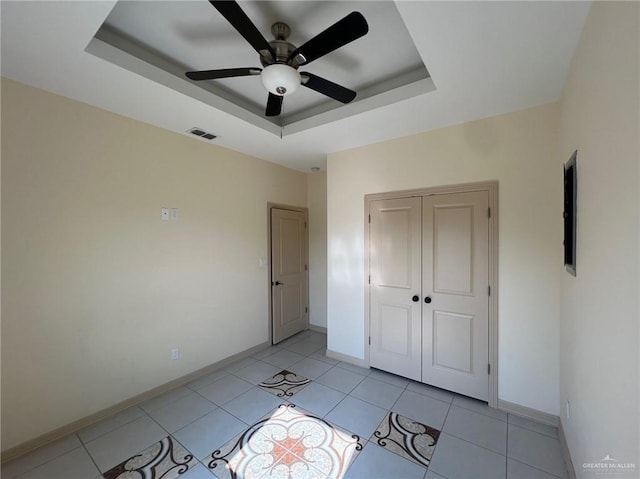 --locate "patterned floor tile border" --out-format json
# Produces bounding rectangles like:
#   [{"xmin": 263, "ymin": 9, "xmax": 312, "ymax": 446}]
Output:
[
  {"xmin": 259, "ymin": 370, "xmax": 311, "ymax": 398},
  {"xmin": 103, "ymin": 436, "xmax": 197, "ymax": 479},
  {"xmin": 372, "ymin": 411, "xmax": 440, "ymax": 468},
  {"xmin": 208, "ymin": 403, "xmax": 364, "ymax": 479}
]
